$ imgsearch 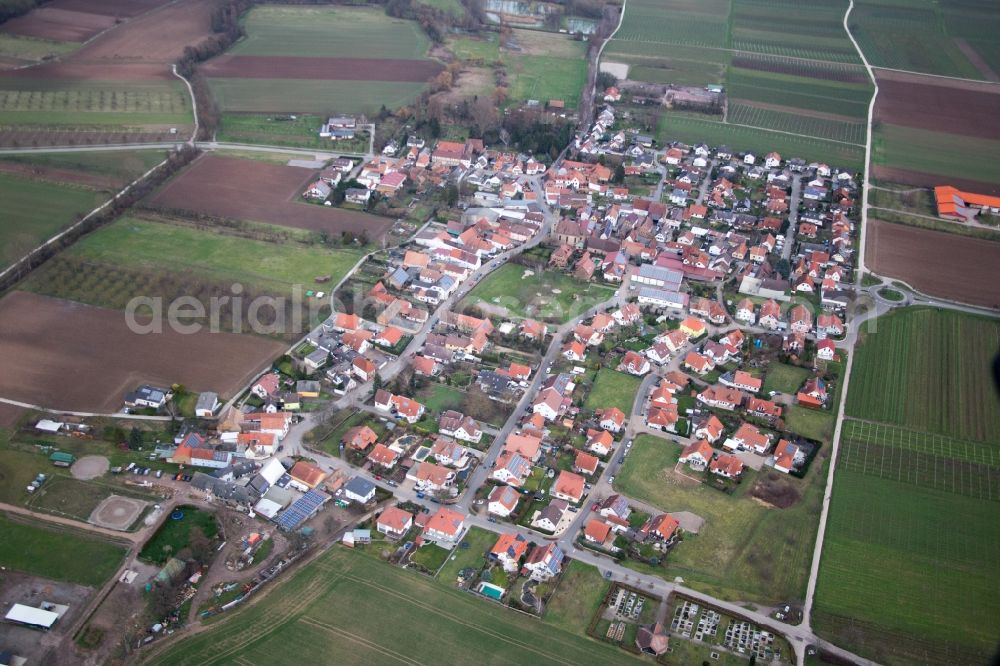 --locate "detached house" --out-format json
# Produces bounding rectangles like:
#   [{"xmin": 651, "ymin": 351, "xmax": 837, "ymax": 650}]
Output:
[
  {"xmin": 490, "ymin": 533, "xmax": 529, "ymax": 572},
  {"xmin": 487, "ymin": 484, "xmax": 520, "ymax": 517},
  {"xmin": 552, "ymin": 471, "xmax": 586, "ymax": 504},
  {"xmin": 423, "ymin": 507, "xmax": 465, "ymax": 543},
  {"xmin": 377, "ymin": 507, "xmax": 413, "ymax": 538},
  {"xmin": 522, "ymin": 543, "xmax": 564, "ymax": 581},
  {"xmin": 697, "ymin": 385, "xmax": 745, "ymax": 411},
  {"xmin": 710, "ymin": 453, "xmax": 745, "ymax": 479},
  {"xmin": 596, "ymin": 407, "xmax": 626, "ymax": 433},
  {"xmin": 586, "ymin": 429, "xmax": 615, "ymax": 457},
  {"xmin": 679, "ymin": 439, "xmax": 714, "ymax": 467}
]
